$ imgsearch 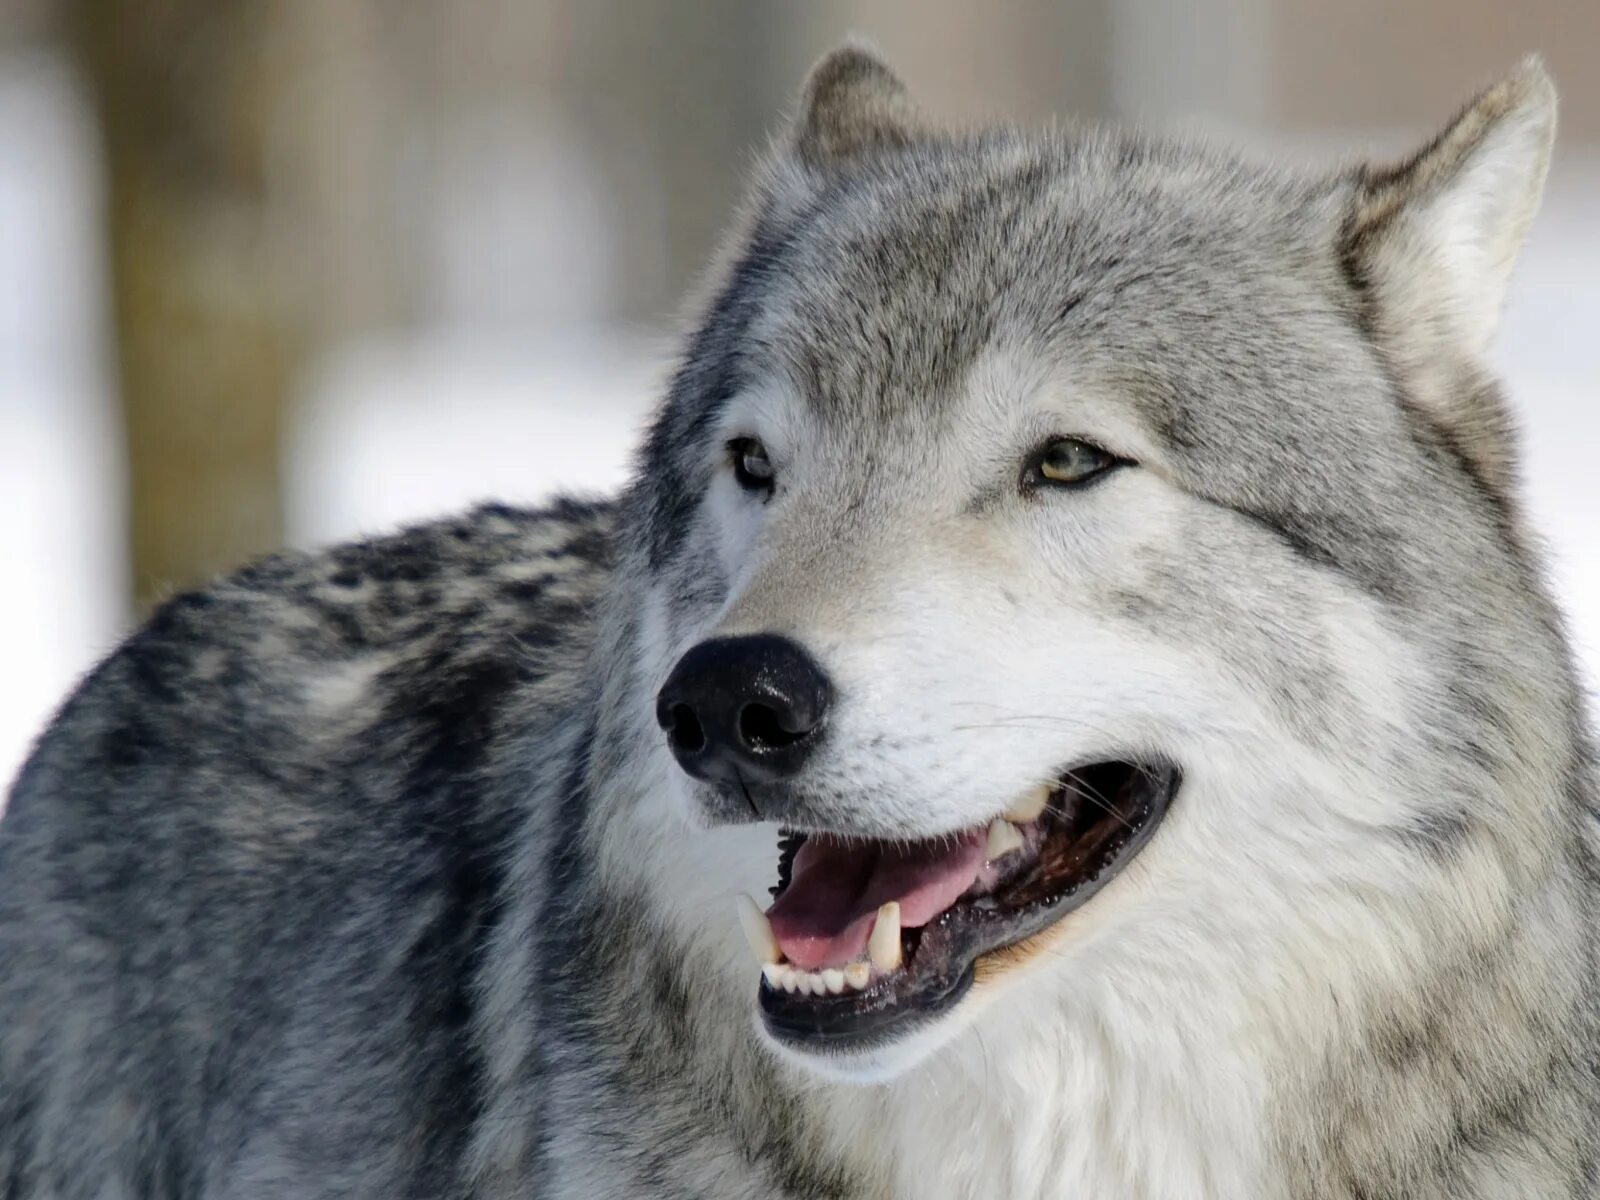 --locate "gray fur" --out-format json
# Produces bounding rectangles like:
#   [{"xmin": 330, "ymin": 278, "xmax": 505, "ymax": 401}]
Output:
[{"xmin": 3, "ymin": 46, "xmax": 1596, "ymax": 1199}]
